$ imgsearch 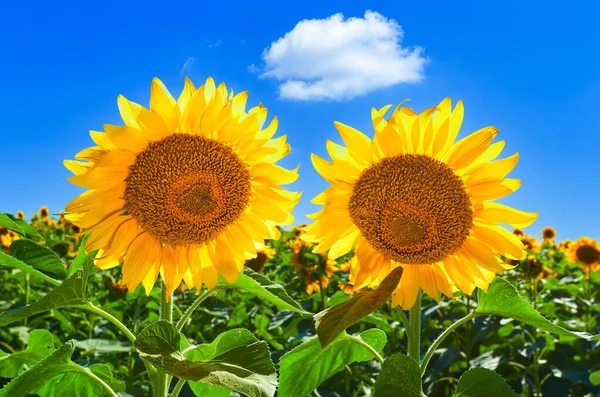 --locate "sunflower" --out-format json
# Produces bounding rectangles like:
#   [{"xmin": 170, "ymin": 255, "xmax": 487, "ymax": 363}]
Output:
[
  {"xmin": 39, "ymin": 206, "xmax": 49, "ymax": 220},
  {"xmin": 0, "ymin": 228, "xmax": 19, "ymax": 251},
  {"xmin": 513, "ymin": 228, "xmax": 524, "ymax": 237},
  {"xmin": 303, "ymin": 98, "xmax": 537, "ymax": 309},
  {"xmin": 558, "ymin": 239, "xmax": 573, "ymax": 254},
  {"xmin": 568, "ymin": 237, "xmax": 600, "ymax": 278},
  {"xmin": 245, "ymin": 243, "xmax": 277, "ymax": 273},
  {"xmin": 542, "ymin": 227, "xmax": 556, "ymax": 242},
  {"xmin": 16, "ymin": 211, "xmax": 25, "ymax": 220},
  {"xmin": 520, "ymin": 235, "xmax": 540, "ymax": 253},
  {"xmin": 64, "ymin": 77, "xmax": 300, "ymax": 297}
]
